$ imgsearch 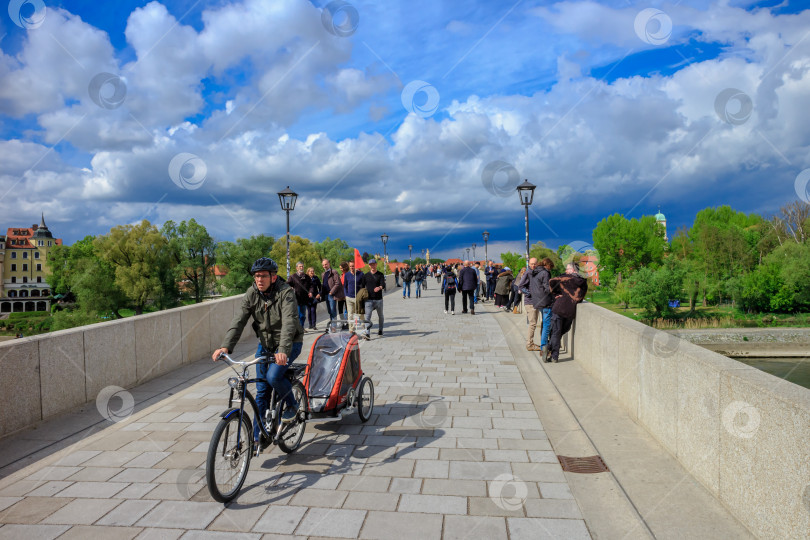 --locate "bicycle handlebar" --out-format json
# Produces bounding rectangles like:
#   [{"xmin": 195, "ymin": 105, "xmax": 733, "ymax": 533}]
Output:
[{"xmin": 217, "ymin": 353, "xmax": 266, "ymax": 367}]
